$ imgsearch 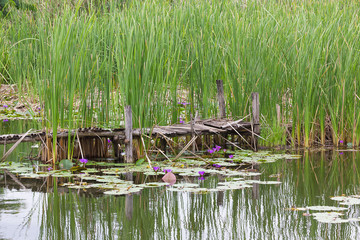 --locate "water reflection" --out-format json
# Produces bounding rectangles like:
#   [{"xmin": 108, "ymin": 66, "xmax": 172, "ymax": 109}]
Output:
[{"xmin": 0, "ymin": 150, "xmax": 359, "ymax": 239}]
